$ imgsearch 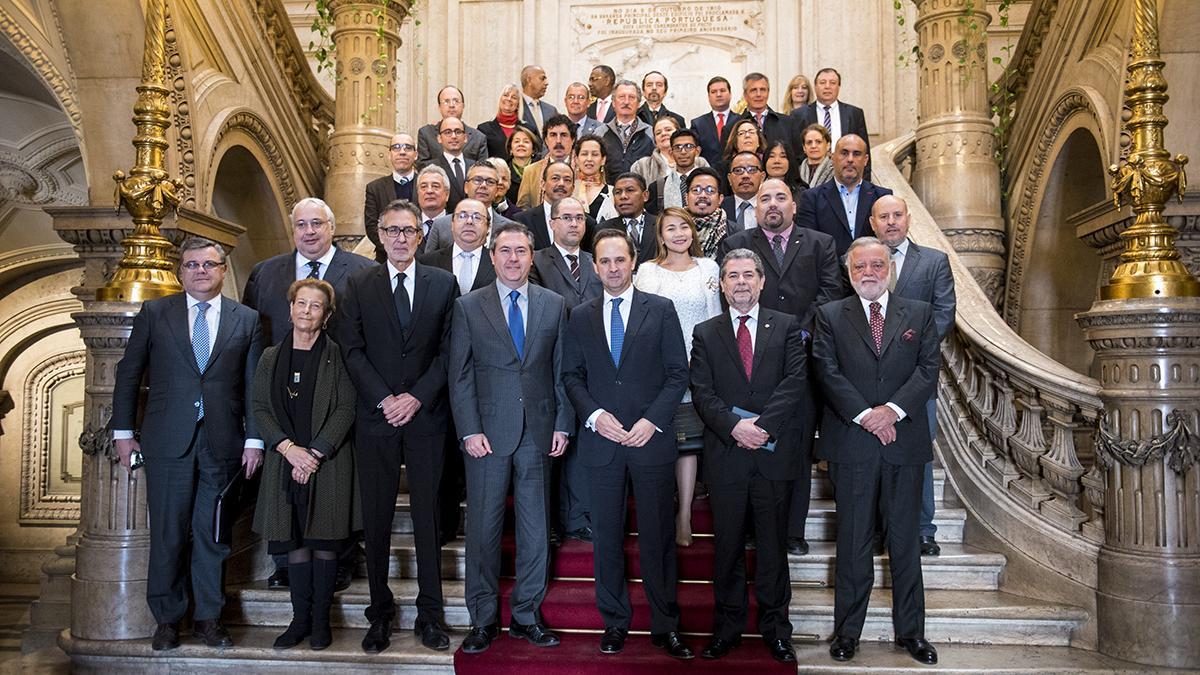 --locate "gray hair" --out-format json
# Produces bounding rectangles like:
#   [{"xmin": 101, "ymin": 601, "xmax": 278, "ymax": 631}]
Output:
[
  {"xmin": 290, "ymin": 197, "xmax": 336, "ymax": 230},
  {"xmin": 500, "ymin": 82, "xmax": 521, "ymax": 99},
  {"xmin": 486, "ymin": 157, "xmax": 511, "ymax": 180},
  {"xmin": 379, "ymin": 199, "xmax": 421, "ymax": 228},
  {"xmin": 416, "ymin": 164, "xmax": 450, "ymax": 189},
  {"xmin": 720, "ymin": 248, "xmax": 764, "ymax": 277},
  {"xmin": 844, "ymin": 236, "xmax": 889, "ymax": 271},
  {"xmin": 178, "ymin": 236, "xmax": 227, "ymax": 264},
  {"xmin": 613, "ymin": 79, "xmax": 642, "ymax": 102}
]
